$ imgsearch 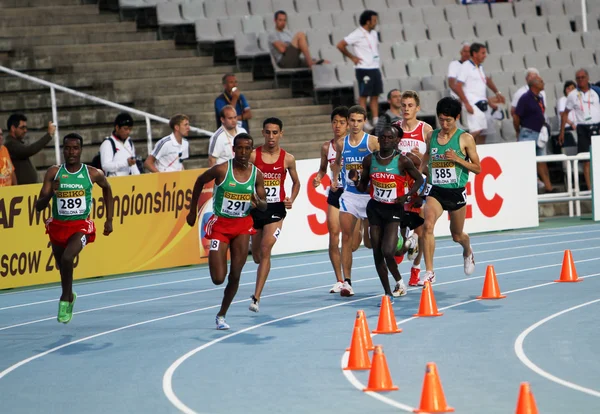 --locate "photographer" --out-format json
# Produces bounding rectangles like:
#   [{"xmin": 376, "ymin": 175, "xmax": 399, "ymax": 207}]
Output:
[{"xmin": 100, "ymin": 113, "xmax": 141, "ymax": 176}]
